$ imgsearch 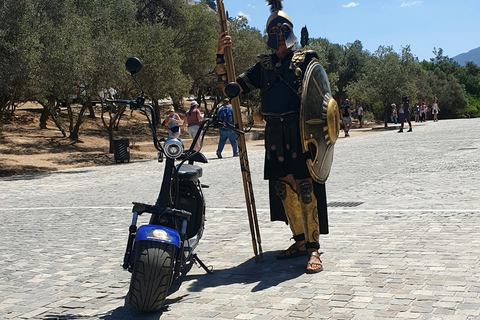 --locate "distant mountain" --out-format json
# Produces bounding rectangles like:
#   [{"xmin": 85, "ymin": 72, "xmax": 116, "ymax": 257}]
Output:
[{"xmin": 452, "ymin": 47, "xmax": 480, "ymax": 67}]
